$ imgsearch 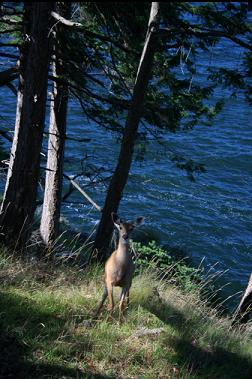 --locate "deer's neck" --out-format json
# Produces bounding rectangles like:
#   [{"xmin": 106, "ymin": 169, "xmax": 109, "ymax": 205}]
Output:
[{"xmin": 116, "ymin": 238, "xmax": 131, "ymax": 263}]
